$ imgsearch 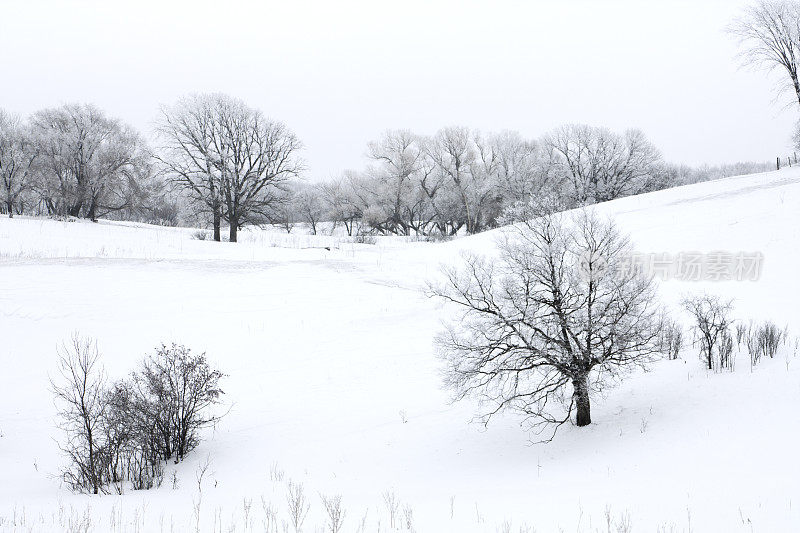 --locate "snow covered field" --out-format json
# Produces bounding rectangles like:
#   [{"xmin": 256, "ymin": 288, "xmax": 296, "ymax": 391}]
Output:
[{"xmin": 1, "ymin": 168, "xmax": 799, "ymax": 532}]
